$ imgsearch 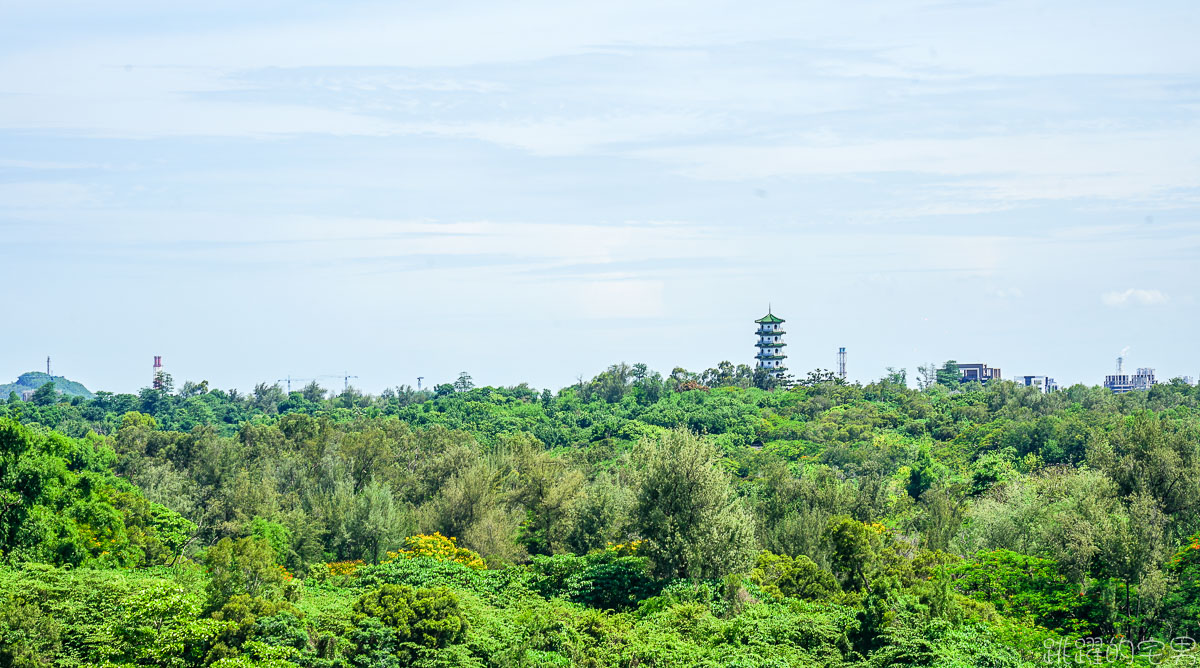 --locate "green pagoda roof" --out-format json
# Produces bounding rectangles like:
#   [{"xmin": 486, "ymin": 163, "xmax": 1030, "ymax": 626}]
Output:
[{"xmin": 755, "ymin": 312, "xmax": 785, "ymax": 324}]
